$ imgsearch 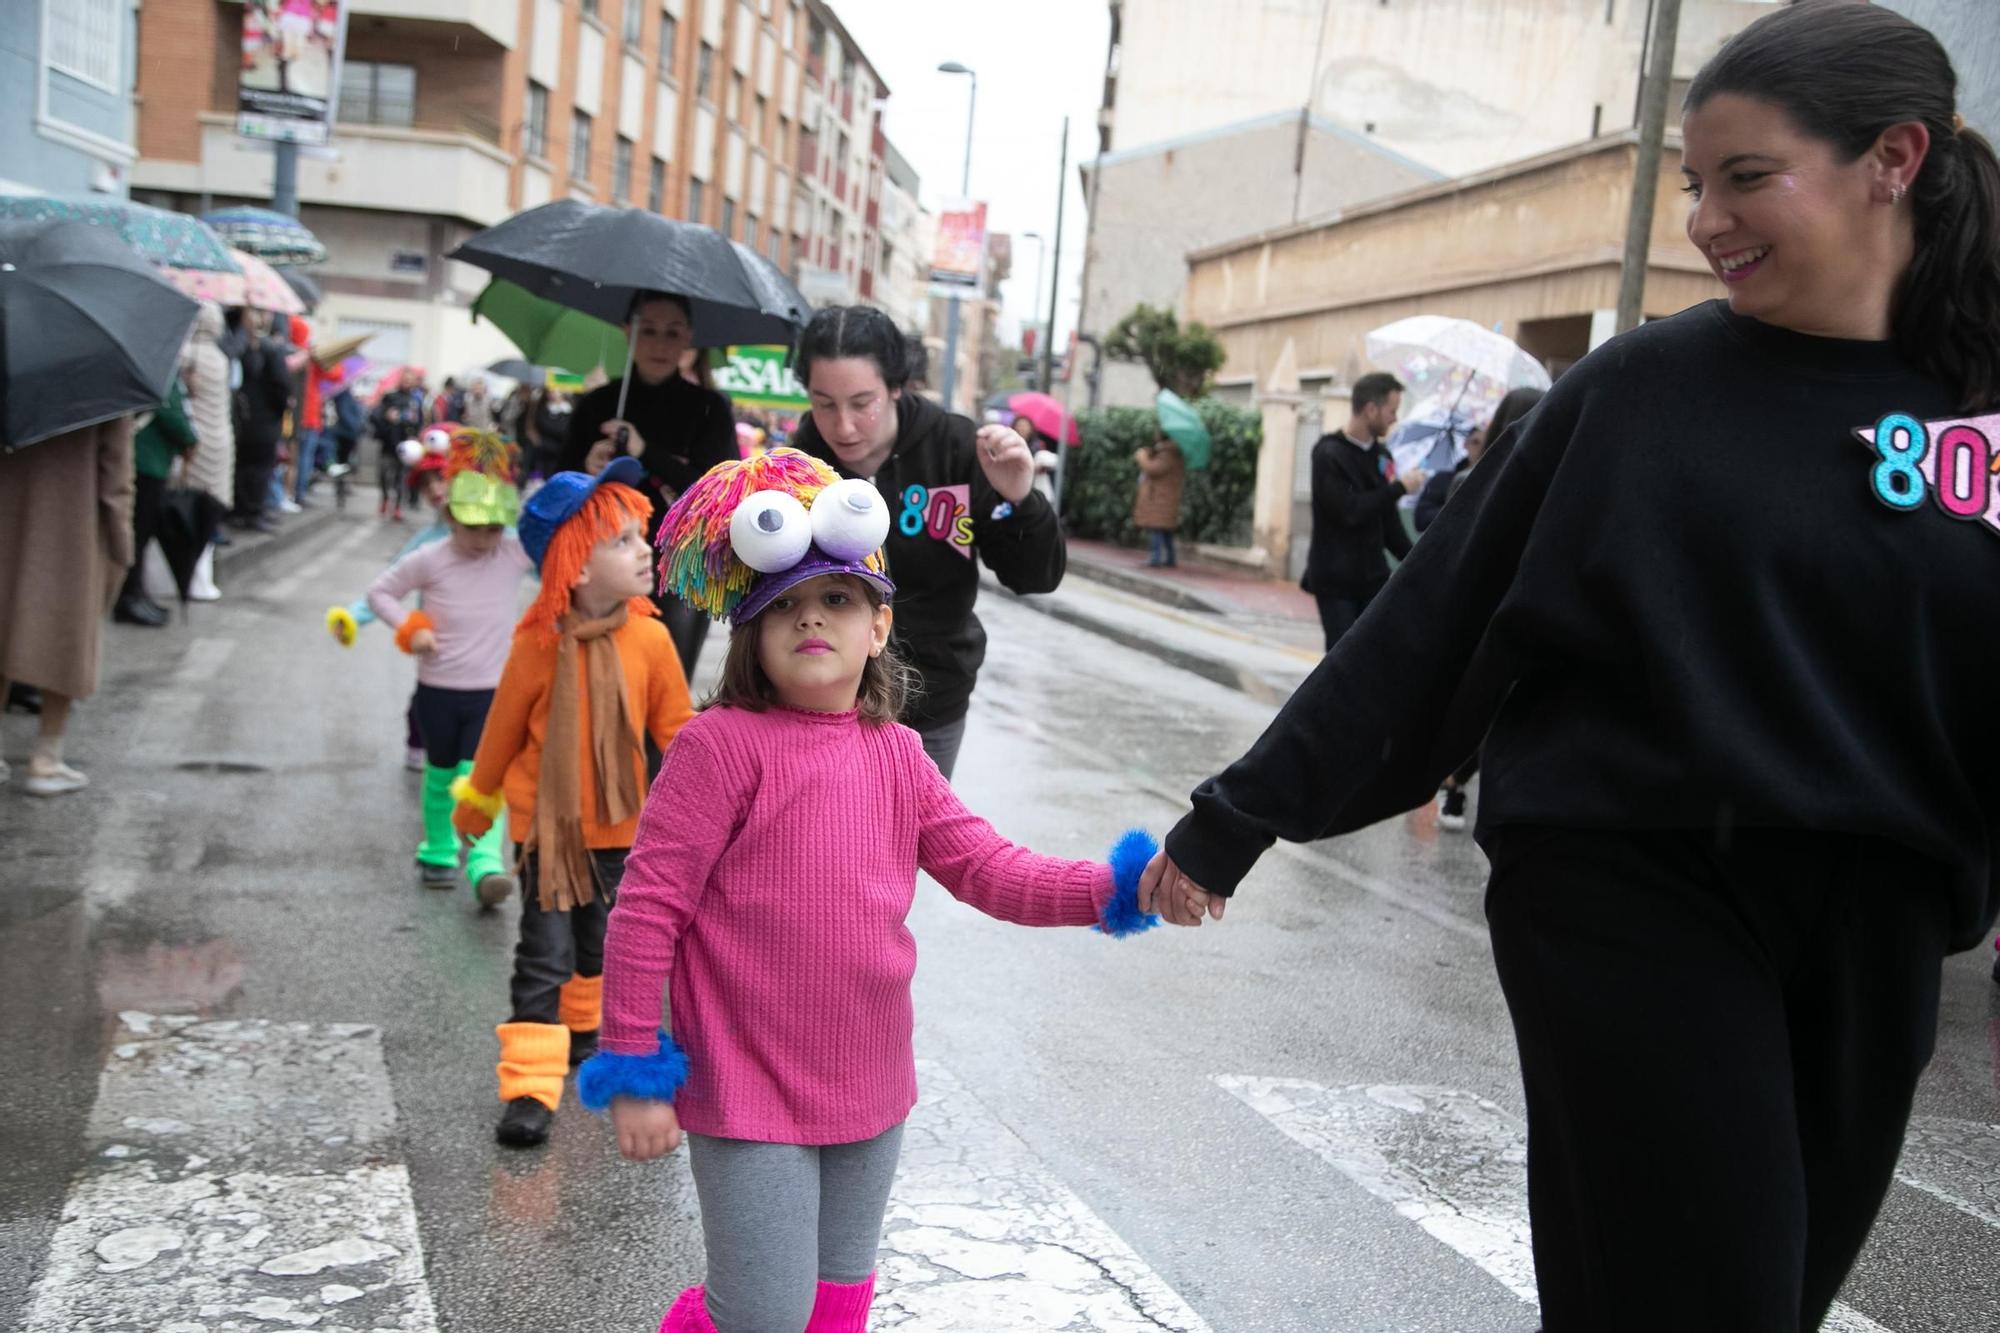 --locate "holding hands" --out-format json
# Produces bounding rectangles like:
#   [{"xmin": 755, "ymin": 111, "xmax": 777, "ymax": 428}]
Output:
[
  {"xmin": 609, "ymin": 1095, "xmax": 683, "ymax": 1160},
  {"xmin": 1137, "ymin": 849, "xmax": 1227, "ymax": 928}
]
